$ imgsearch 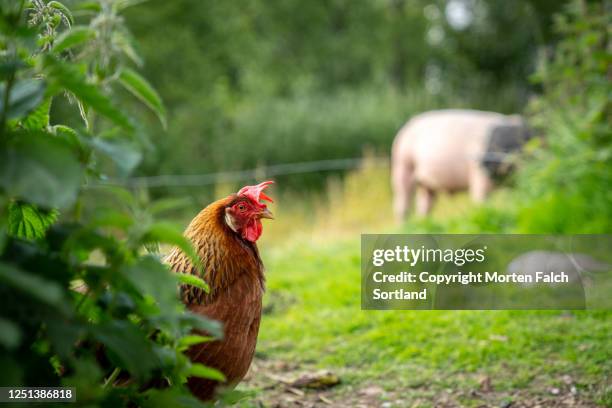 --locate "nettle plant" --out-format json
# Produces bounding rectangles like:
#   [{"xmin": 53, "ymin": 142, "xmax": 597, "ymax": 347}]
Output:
[{"xmin": 0, "ymin": 1, "xmax": 223, "ymax": 406}]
